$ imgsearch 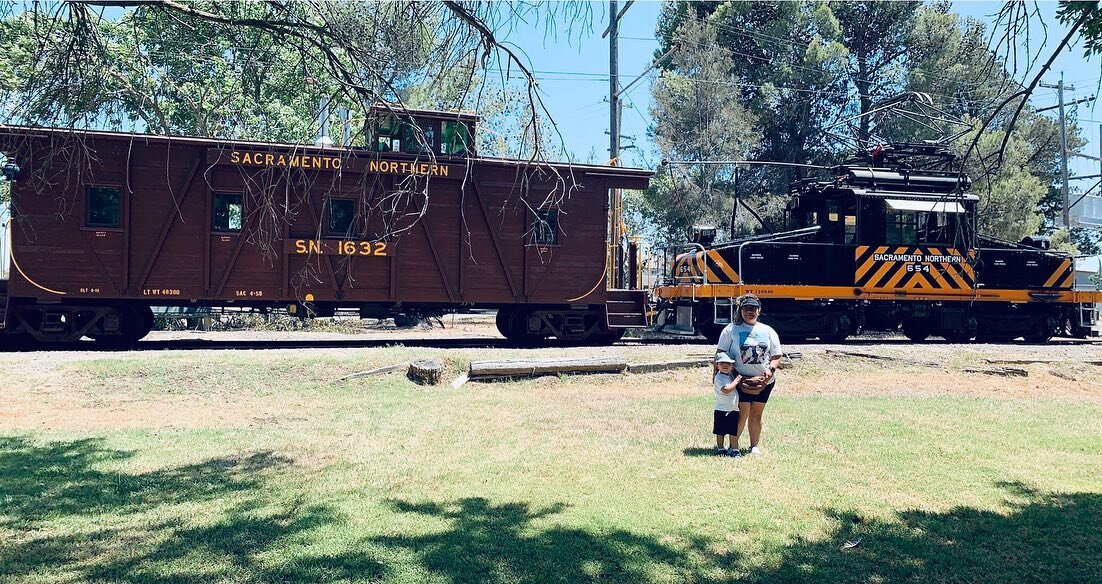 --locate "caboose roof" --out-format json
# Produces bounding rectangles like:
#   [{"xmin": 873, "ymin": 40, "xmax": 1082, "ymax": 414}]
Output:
[{"xmin": 0, "ymin": 124, "xmax": 653, "ymax": 183}]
